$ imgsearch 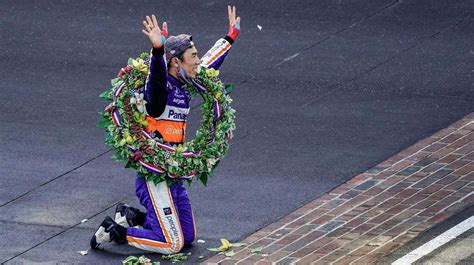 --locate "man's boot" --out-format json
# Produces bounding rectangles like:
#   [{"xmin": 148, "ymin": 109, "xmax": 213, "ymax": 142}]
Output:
[
  {"xmin": 90, "ymin": 216, "xmax": 127, "ymax": 249},
  {"xmin": 114, "ymin": 202, "xmax": 146, "ymax": 228}
]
